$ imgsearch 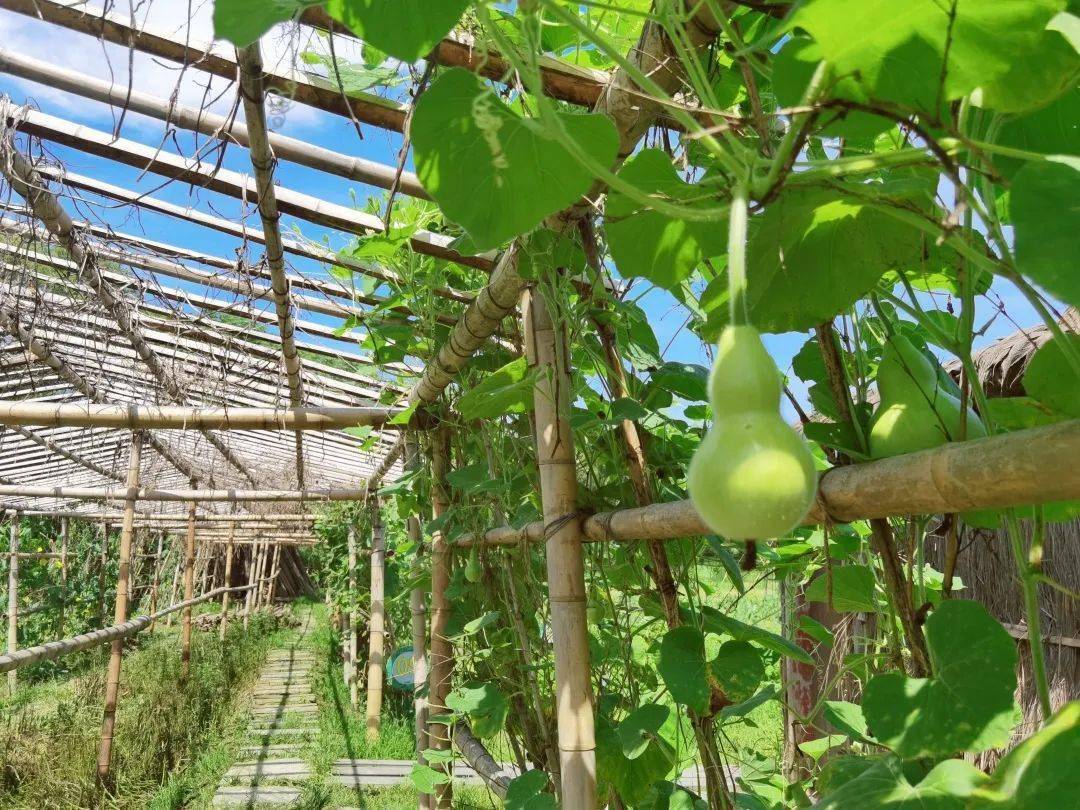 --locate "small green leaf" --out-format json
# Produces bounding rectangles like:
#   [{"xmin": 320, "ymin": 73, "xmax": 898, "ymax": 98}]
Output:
[
  {"xmin": 705, "ymin": 536, "xmax": 745, "ymax": 594},
  {"xmin": 815, "ymin": 756, "xmax": 987, "ymax": 809},
  {"xmin": 710, "ymin": 641, "xmax": 764, "ymax": 703},
  {"xmin": 410, "ymin": 763, "xmax": 451, "ymax": 794},
  {"xmin": 212, "ymin": 0, "xmax": 317, "ymax": 46},
  {"xmin": 1012, "ymin": 160, "xmax": 1080, "ymax": 307},
  {"xmin": 658, "ymin": 627, "xmax": 710, "ymax": 714},
  {"xmin": 1024, "ymin": 334, "xmax": 1080, "ymax": 418},
  {"xmin": 325, "ymin": 0, "xmax": 469, "ymax": 62},
  {"xmin": 805, "ymin": 565, "xmax": 879, "ymax": 613},
  {"xmin": 720, "ymin": 686, "xmax": 778, "ymax": 720},
  {"xmin": 974, "ymin": 701, "xmax": 1080, "ymax": 807},
  {"xmin": 446, "ymin": 681, "xmax": 508, "ymax": 737},
  {"xmin": 616, "ymin": 704, "xmax": 670, "ymax": 760},
  {"xmin": 412, "ymin": 69, "xmax": 618, "ymax": 251},
  {"xmin": 862, "ymin": 600, "xmax": 1017, "ymax": 758},
  {"xmin": 698, "ymin": 605, "xmax": 814, "ymax": 665},
  {"xmin": 457, "ymin": 357, "xmax": 537, "ymax": 420},
  {"xmin": 605, "ymin": 149, "xmax": 726, "ymax": 290},
  {"xmin": 506, "ymin": 769, "xmax": 555, "ymax": 810}
]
